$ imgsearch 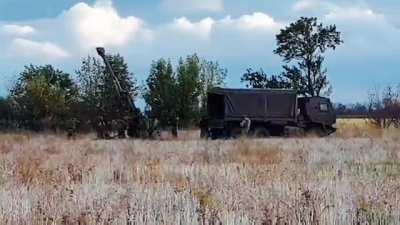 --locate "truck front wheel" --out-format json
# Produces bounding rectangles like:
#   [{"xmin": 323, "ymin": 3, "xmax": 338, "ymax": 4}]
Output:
[
  {"xmin": 308, "ymin": 126, "xmax": 328, "ymax": 137},
  {"xmin": 252, "ymin": 127, "xmax": 270, "ymax": 138}
]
